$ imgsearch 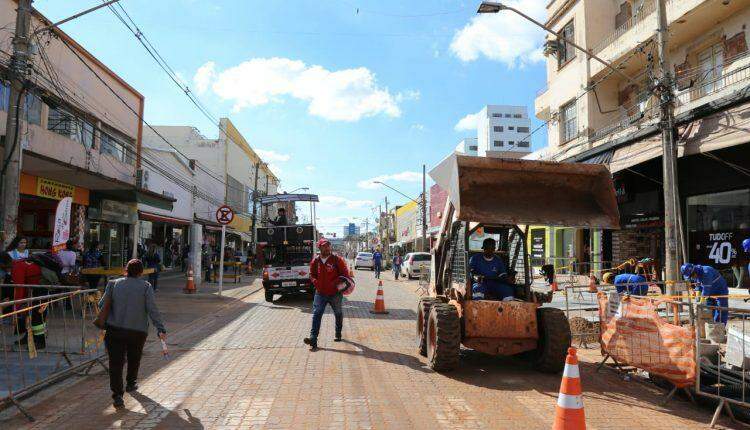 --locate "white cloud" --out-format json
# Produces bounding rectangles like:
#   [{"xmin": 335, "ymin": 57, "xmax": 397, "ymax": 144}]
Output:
[
  {"xmin": 255, "ymin": 149, "xmax": 291, "ymax": 163},
  {"xmin": 454, "ymin": 111, "xmax": 481, "ymax": 131},
  {"xmin": 411, "ymin": 123, "xmax": 425, "ymax": 131},
  {"xmin": 319, "ymin": 195, "xmax": 373, "ymax": 210},
  {"xmin": 357, "ymin": 171, "xmax": 422, "ymax": 189},
  {"xmin": 450, "ymin": 0, "xmax": 546, "ymax": 67},
  {"xmin": 193, "ymin": 57, "xmax": 408, "ymax": 121},
  {"xmin": 193, "ymin": 61, "xmax": 216, "ymax": 94},
  {"xmin": 305, "ymin": 165, "xmax": 316, "ymax": 172}
]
